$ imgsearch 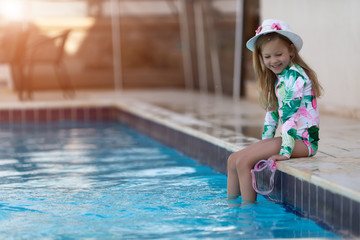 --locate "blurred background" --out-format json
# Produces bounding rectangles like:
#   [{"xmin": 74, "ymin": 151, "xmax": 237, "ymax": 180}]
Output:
[
  {"xmin": 0, "ymin": 0, "xmax": 359, "ymax": 118},
  {"xmin": 0, "ymin": 0, "xmax": 258, "ymax": 98}
]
